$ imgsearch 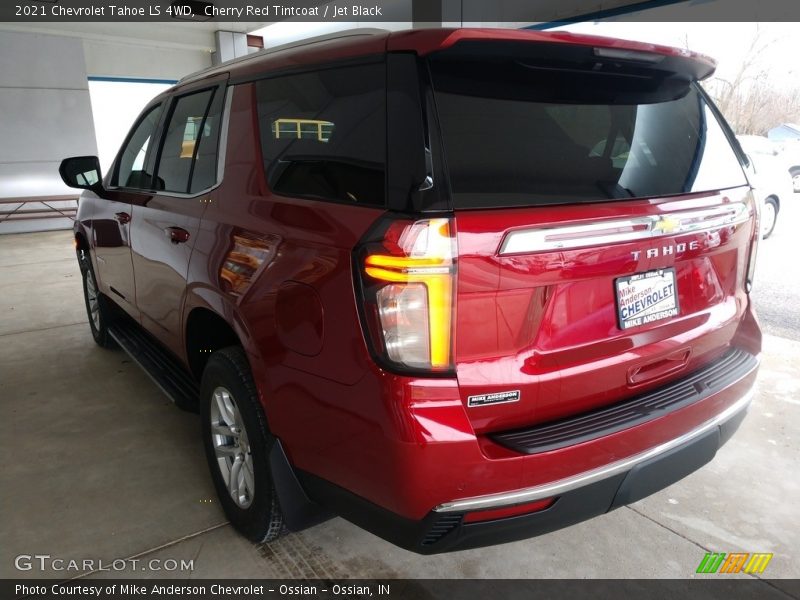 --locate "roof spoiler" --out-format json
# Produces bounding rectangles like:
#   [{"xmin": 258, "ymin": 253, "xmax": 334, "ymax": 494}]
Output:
[{"xmin": 389, "ymin": 28, "xmax": 716, "ymax": 81}]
